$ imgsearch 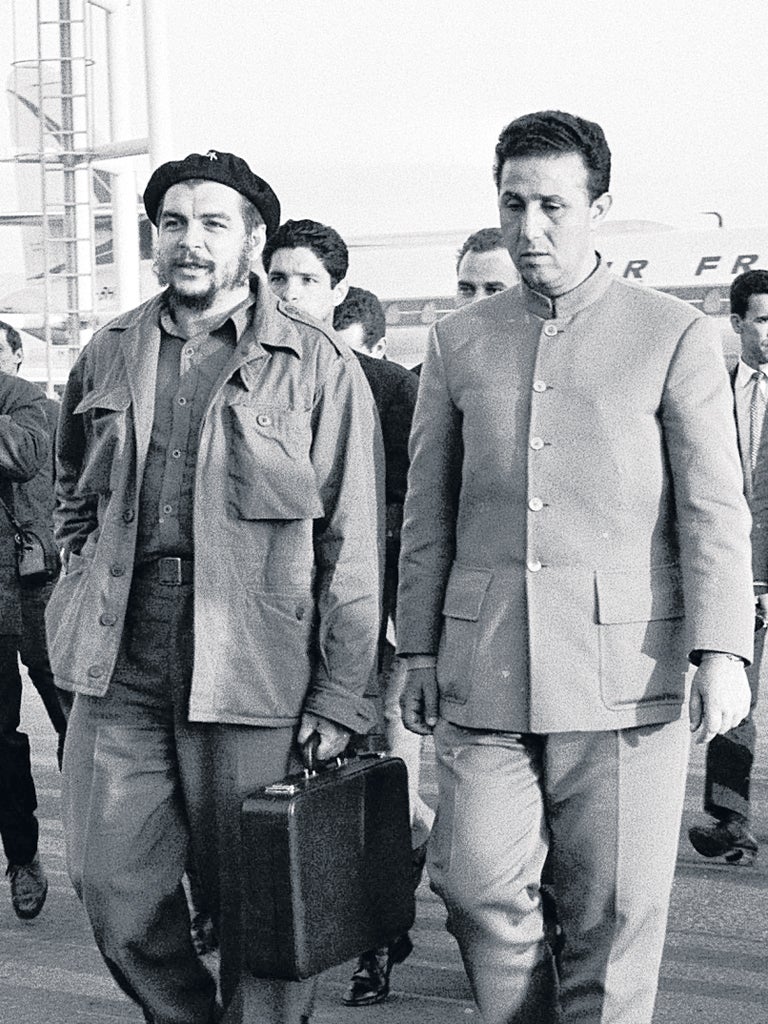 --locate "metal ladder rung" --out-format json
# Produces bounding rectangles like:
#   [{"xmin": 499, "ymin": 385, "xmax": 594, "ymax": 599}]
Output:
[{"xmin": 44, "ymin": 237, "xmax": 94, "ymax": 245}]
